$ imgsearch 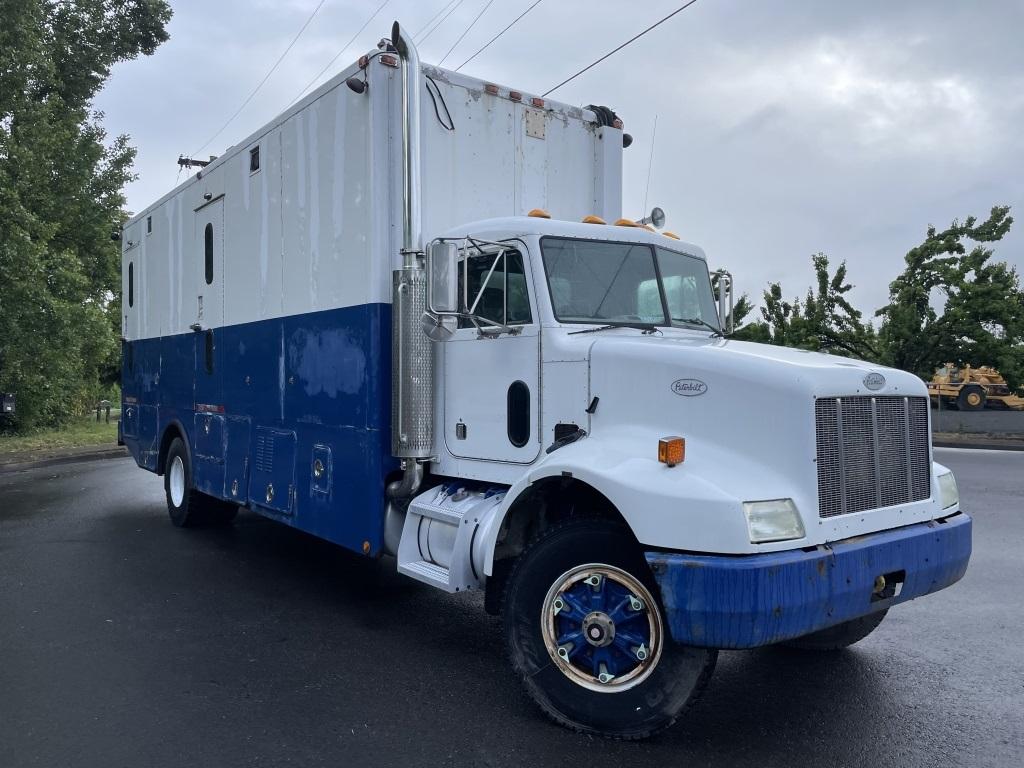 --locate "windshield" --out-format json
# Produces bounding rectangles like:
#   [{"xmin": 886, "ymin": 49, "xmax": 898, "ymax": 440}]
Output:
[{"xmin": 540, "ymin": 237, "xmax": 719, "ymax": 330}]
